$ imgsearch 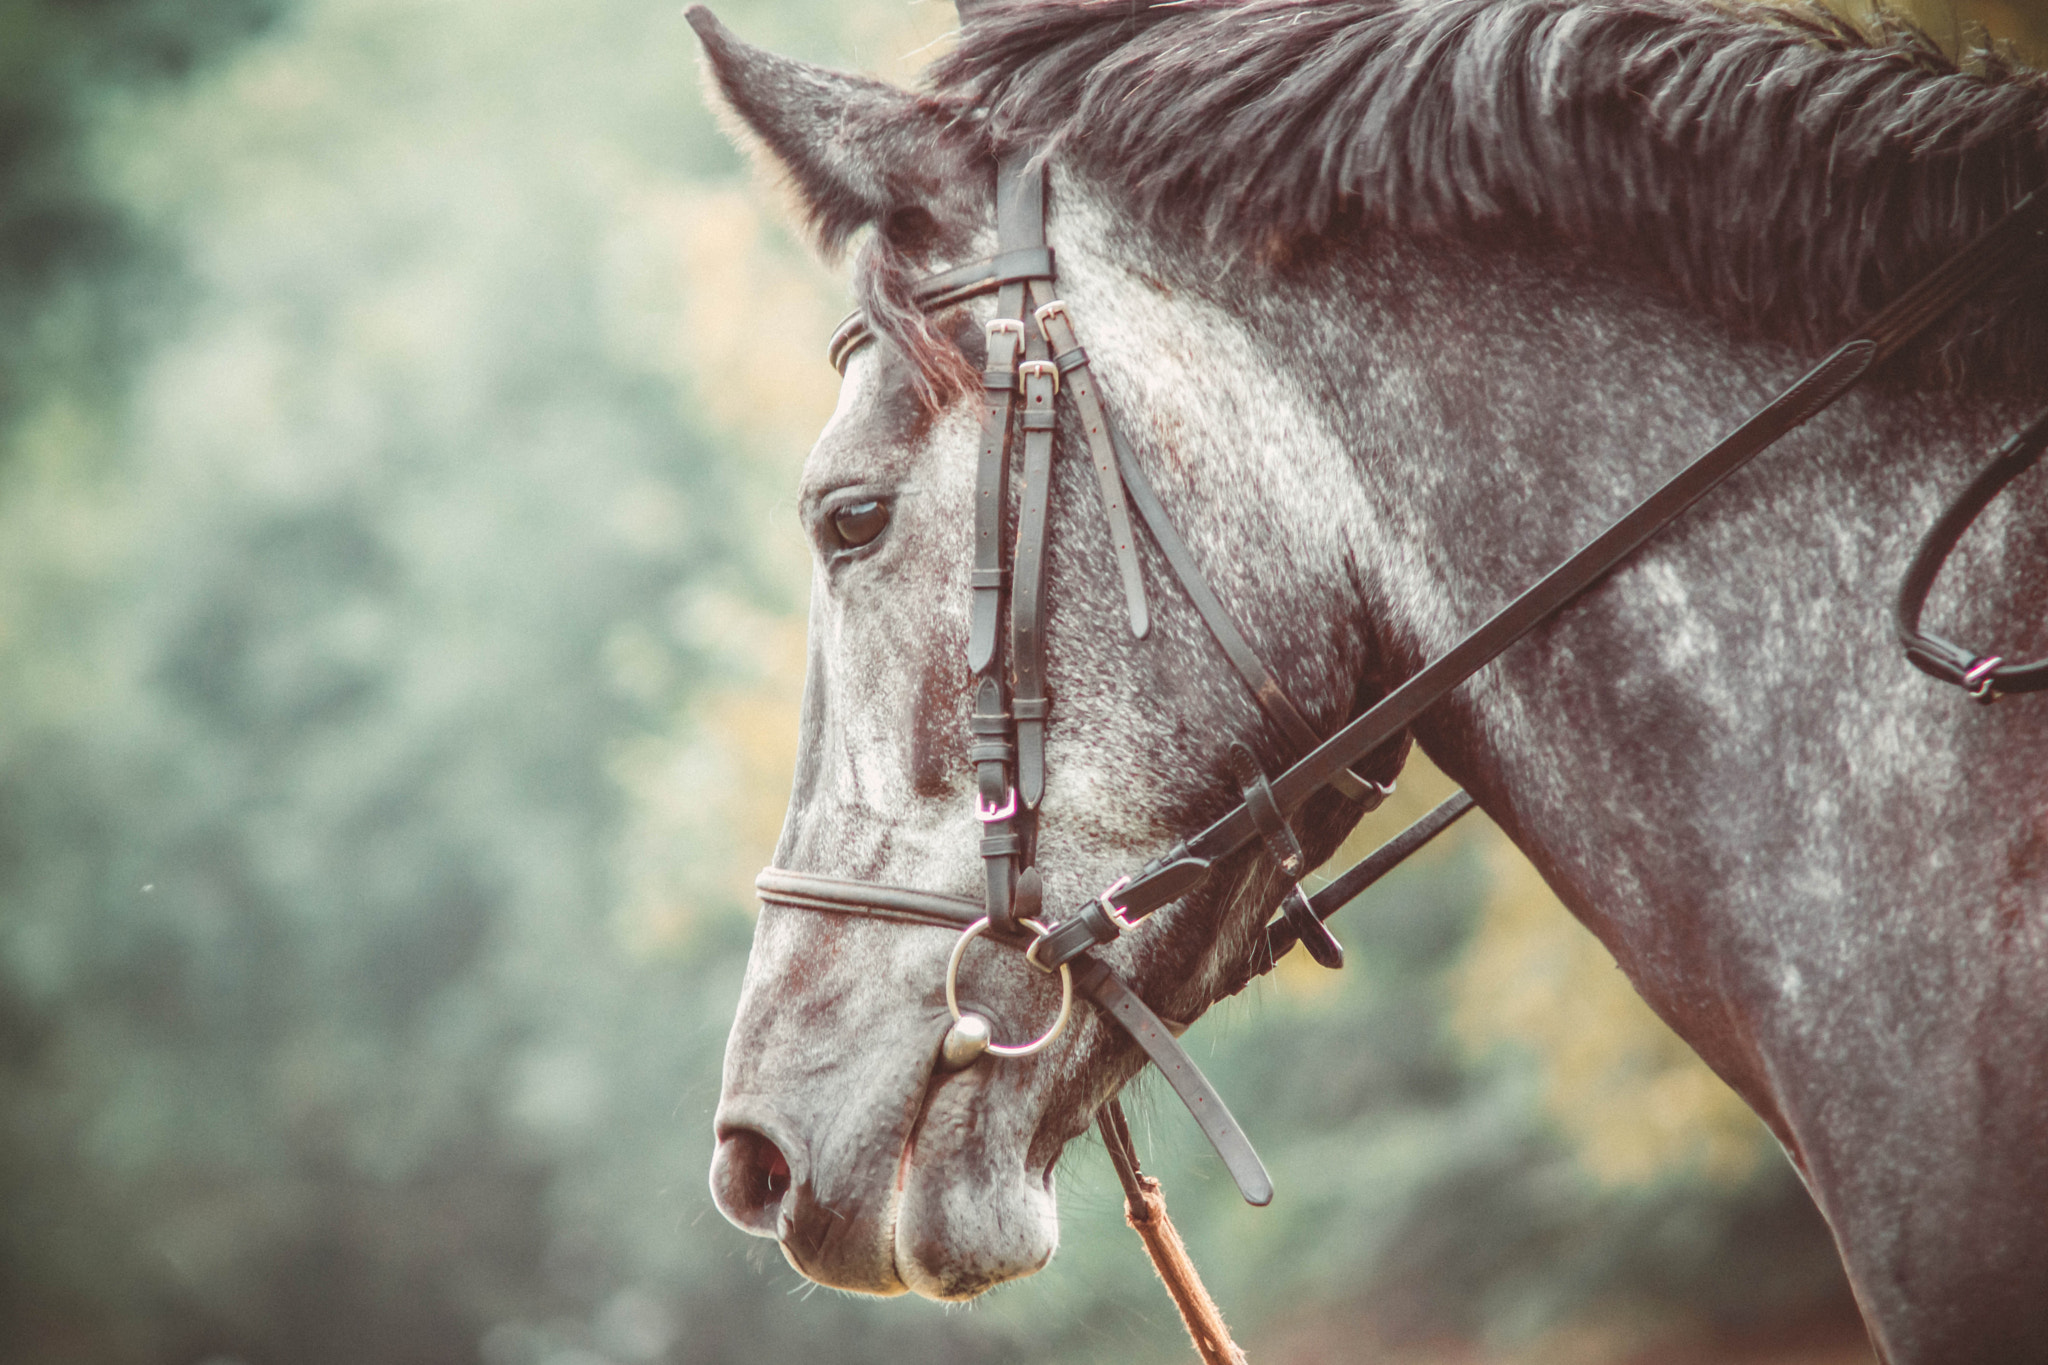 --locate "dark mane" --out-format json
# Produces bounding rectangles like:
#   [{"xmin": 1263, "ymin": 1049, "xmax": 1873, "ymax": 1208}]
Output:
[{"xmin": 911, "ymin": 0, "xmax": 2048, "ymax": 390}]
